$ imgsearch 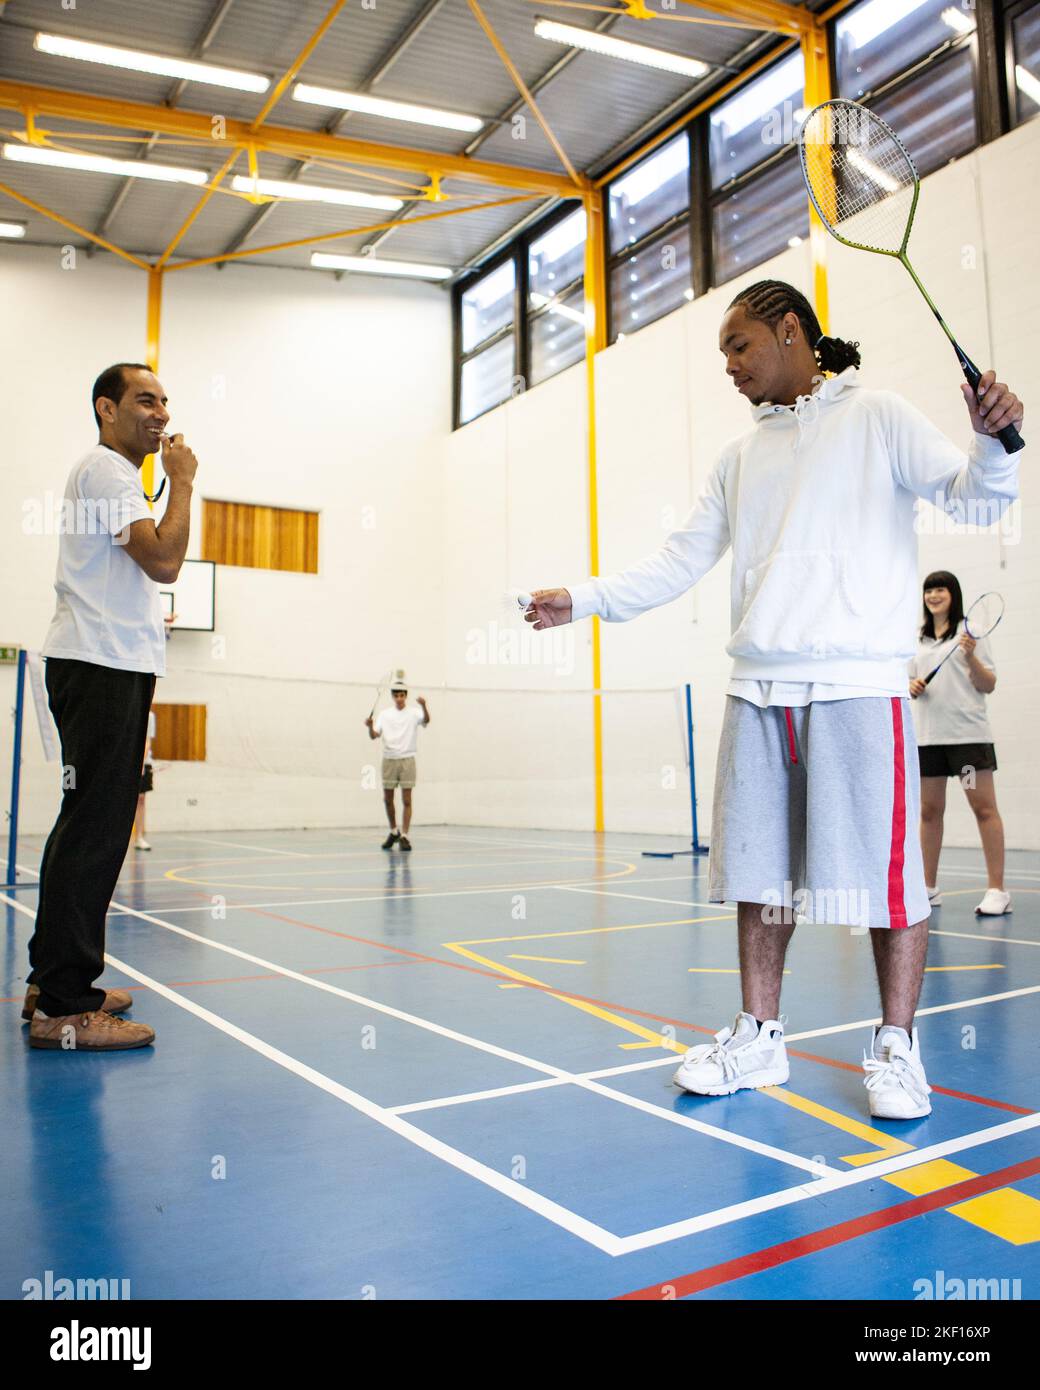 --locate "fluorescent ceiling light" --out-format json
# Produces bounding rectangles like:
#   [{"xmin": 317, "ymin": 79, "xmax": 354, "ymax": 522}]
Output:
[
  {"xmin": 311, "ymin": 252, "xmax": 452, "ymax": 279},
  {"xmin": 847, "ymin": 147, "xmax": 900, "ymax": 194},
  {"xmin": 294, "ymin": 83, "xmax": 482, "ymax": 133},
  {"xmin": 839, "ymin": 0, "xmax": 932, "ymax": 51},
  {"xmin": 231, "ymin": 175, "xmax": 401, "ymax": 211},
  {"xmin": 1016, "ymin": 64, "xmax": 1040, "ymax": 108},
  {"xmin": 534, "ymin": 19, "xmax": 708, "ymax": 79},
  {"xmin": 34, "ymin": 31, "xmax": 270, "ymax": 92},
  {"xmin": 941, "ymin": 7, "xmax": 975, "ymax": 35},
  {"xmin": 2, "ymin": 143, "xmax": 207, "ymax": 184},
  {"xmin": 0, "ymin": 220, "xmax": 27, "ymax": 238}
]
